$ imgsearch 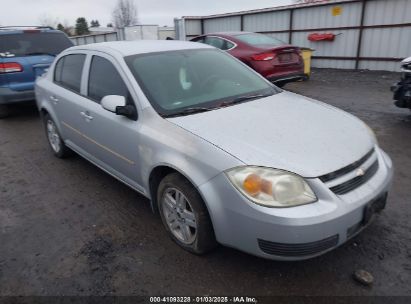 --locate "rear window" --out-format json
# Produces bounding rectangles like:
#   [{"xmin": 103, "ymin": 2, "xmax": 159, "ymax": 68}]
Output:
[
  {"xmin": 235, "ymin": 33, "xmax": 285, "ymax": 47},
  {"xmin": 54, "ymin": 54, "xmax": 86, "ymax": 93},
  {"xmin": 0, "ymin": 32, "xmax": 73, "ymax": 57}
]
